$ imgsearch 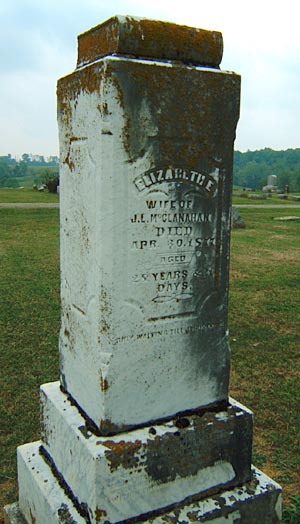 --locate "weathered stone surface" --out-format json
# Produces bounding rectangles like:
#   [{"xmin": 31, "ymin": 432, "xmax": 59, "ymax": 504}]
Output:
[
  {"xmin": 231, "ymin": 207, "xmax": 245, "ymax": 229},
  {"xmin": 15, "ymin": 442, "xmax": 86, "ymax": 524},
  {"xmin": 139, "ymin": 468, "xmax": 282, "ymax": 523},
  {"xmin": 248, "ymin": 193, "xmax": 267, "ymax": 200},
  {"xmin": 3, "ymin": 503, "xmax": 26, "ymax": 524},
  {"xmin": 5, "ymin": 466, "xmax": 281, "ymax": 524},
  {"xmin": 39, "ymin": 382, "xmax": 252, "ymax": 524},
  {"xmin": 77, "ymin": 15, "xmax": 223, "ymax": 68},
  {"xmin": 278, "ymin": 193, "xmax": 288, "ymax": 199},
  {"xmin": 274, "ymin": 215, "xmax": 300, "ymax": 221},
  {"xmin": 58, "ymin": 49, "xmax": 240, "ymax": 434}
]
